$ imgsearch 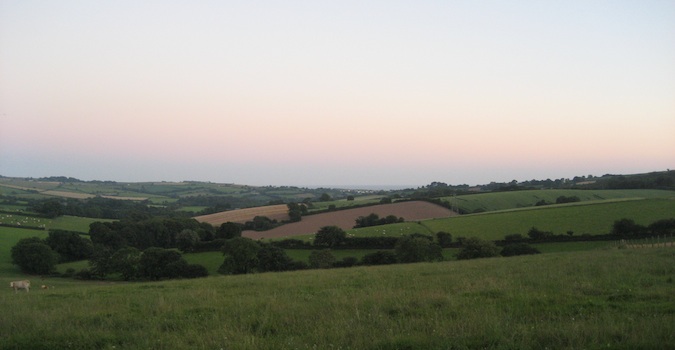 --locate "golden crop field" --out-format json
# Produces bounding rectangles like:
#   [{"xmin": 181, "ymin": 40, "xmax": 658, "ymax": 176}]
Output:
[{"xmin": 194, "ymin": 204, "xmax": 290, "ymax": 225}]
